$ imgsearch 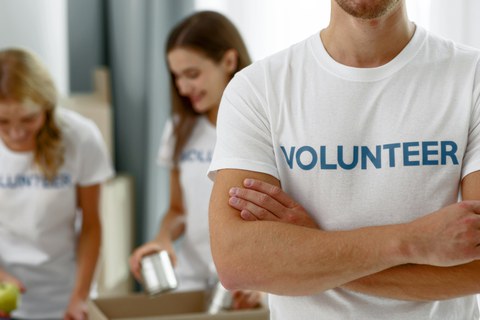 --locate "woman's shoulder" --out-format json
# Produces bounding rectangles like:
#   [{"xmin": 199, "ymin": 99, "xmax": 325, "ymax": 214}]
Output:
[
  {"xmin": 57, "ymin": 107, "xmax": 96, "ymax": 128},
  {"xmin": 56, "ymin": 107, "xmax": 104, "ymax": 145}
]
